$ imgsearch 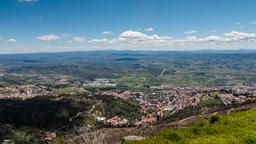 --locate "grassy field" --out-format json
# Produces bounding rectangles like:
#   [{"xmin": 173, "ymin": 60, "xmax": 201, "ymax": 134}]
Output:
[{"xmin": 126, "ymin": 108, "xmax": 256, "ymax": 144}]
